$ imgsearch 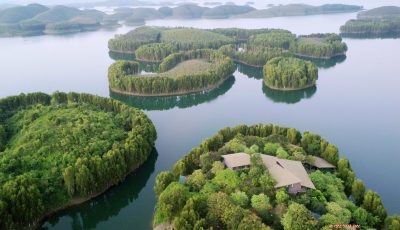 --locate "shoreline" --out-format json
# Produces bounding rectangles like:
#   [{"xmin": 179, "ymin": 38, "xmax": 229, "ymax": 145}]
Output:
[
  {"xmin": 264, "ymin": 82, "xmax": 316, "ymax": 91},
  {"xmin": 293, "ymin": 52, "xmax": 346, "ymax": 60},
  {"xmin": 109, "ymin": 75, "xmax": 233, "ymax": 97}
]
